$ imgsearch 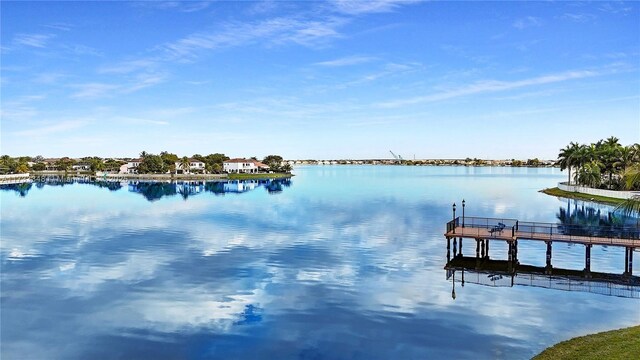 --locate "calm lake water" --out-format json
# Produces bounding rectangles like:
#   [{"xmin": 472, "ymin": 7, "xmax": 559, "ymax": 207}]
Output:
[{"xmin": 1, "ymin": 166, "xmax": 639, "ymax": 359}]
